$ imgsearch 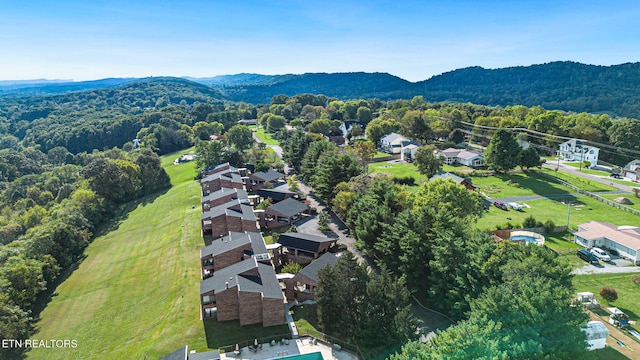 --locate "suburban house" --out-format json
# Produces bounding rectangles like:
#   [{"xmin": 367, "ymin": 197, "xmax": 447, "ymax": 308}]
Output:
[
  {"xmin": 437, "ymin": 148, "xmax": 484, "ymax": 167},
  {"xmin": 201, "ymin": 171, "xmax": 245, "ymax": 196},
  {"xmin": 200, "ymin": 231, "xmax": 270, "ymax": 279},
  {"xmin": 258, "ymin": 198, "xmax": 309, "ymax": 229},
  {"xmin": 339, "ymin": 120, "xmax": 365, "ymax": 138},
  {"xmin": 429, "ymin": 171, "xmax": 476, "ymax": 190},
  {"xmin": 284, "ymin": 253, "xmax": 338, "ymax": 302},
  {"xmin": 201, "ymin": 188, "xmax": 249, "ymax": 212},
  {"xmin": 199, "ymin": 258, "xmax": 285, "ymax": 327},
  {"xmin": 237, "ymin": 119, "xmax": 258, "ymax": 126},
  {"xmin": 274, "ymin": 232, "xmax": 337, "ymax": 265},
  {"xmin": 400, "ymin": 143, "xmax": 419, "ymax": 162},
  {"xmin": 256, "ymin": 188, "xmax": 297, "ymax": 204},
  {"xmin": 201, "ymin": 199, "xmax": 257, "ymax": 237},
  {"xmin": 557, "ymin": 139, "xmax": 600, "ymax": 168},
  {"xmin": 623, "ymin": 160, "xmax": 640, "ymax": 181},
  {"xmin": 573, "ymin": 221, "xmax": 640, "ymax": 264},
  {"xmin": 379, "ymin": 133, "xmax": 410, "ymax": 154},
  {"xmin": 246, "ymin": 169, "xmax": 286, "ymax": 192}
]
